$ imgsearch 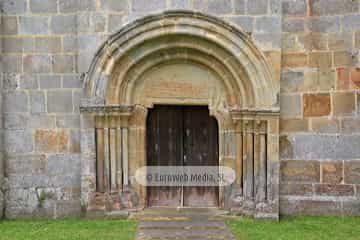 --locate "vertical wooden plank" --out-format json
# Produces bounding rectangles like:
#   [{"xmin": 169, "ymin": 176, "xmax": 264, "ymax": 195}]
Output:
[
  {"xmin": 254, "ymin": 122, "xmax": 261, "ymax": 203},
  {"xmin": 259, "ymin": 129, "xmax": 267, "ymax": 202},
  {"xmin": 116, "ymin": 127, "xmax": 123, "ymax": 190},
  {"xmin": 96, "ymin": 128, "xmax": 105, "ymax": 193},
  {"xmin": 122, "ymin": 127, "xmax": 129, "ymax": 186},
  {"xmin": 110, "ymin": 128, "xmax": 117, "ymax": 191},
  {"xmin": 236, "ymin": 121, "xmax": 243, "ymax": 189},
  {"xmin": 104, "ymin": 127, "xmax": 110, "ymax": 191}
]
